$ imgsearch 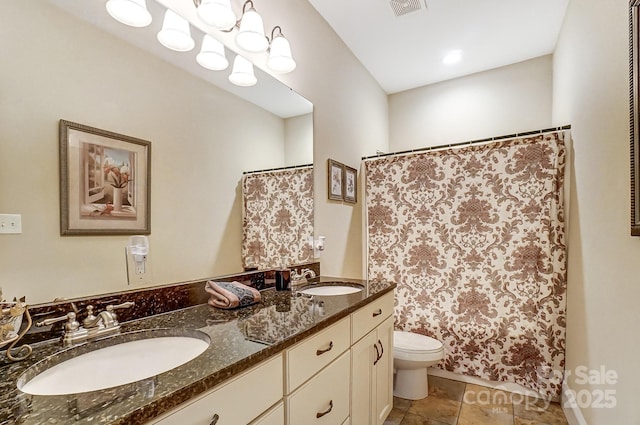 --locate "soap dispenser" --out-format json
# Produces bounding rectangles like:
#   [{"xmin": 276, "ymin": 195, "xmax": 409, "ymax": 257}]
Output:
[{"xmin": 275, "ymin": 264, "xmax": 291, "ymax": 291}]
